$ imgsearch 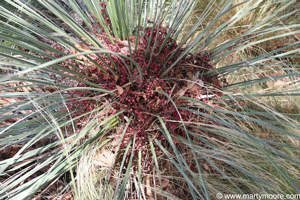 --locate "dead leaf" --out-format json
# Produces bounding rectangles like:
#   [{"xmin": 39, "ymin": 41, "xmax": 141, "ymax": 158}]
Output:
[
  {"xmin": 176, "ymin": 73, "xmax": 184, "ymax": 79},
  {"xmin": 176, "ymin": 88, "xmax": 188, "ymax": 97},
  {"xmin": 119, "ymin": 40, "xmax": 130, "ymax": 46},
  {"xmin": 119, "ymin": 39, "xmax": 140, "ymax": 52},
  {"xmin": 175, "ymin": 67, "xmax": 184, "ymax": 79},
  {"xmin": 93, "ymin": 150, "xmax": 114, "ymax": 167},
  {"xmin": 125, "ymin": 85, "xmax": 130, "ymax": 91},
  {"xmin": 187, "ymin": 82, "xmax": 197, "ymax": 92},
  {"xmin": 102, "ymin": 72, "xmax": 110, "ymax": 80},
  {"xmin": 156, "ymin": 86, "xmax": 162, "ymax": 91},
  {"xmin": 156, "ymin": 86, "xmax": 163, "ymax": 97},
  {"xmin": 114, "ymin": 75, "xmax": 120, "ymax": 82},
  {"xmin": 74, "ymin": 43, "xmax": 99, "ymax": 60},
  {"xmin": 187, "ymin": 71, "xmax": 194, "ymax": 79},
  {"xmin": 124, "ymin": 116, "xmax": 129, "ymax": 122},
  {"xmin": 116, "ymin": 85, "xmax": 124, "ymax": 95},
  {"xmin": 91, "ymin": 73, "xmax": 99, "ymax": 81},
  {"xmin": 142, "ymin": 94, "xmax": 147, "ymax": 100},
  {"xmin": 129, "ymin": 36, "xmax": 136, "ymax": 42},
  {"xmin": 120, "ymin": 47, "xmax": 130, "ymax": 55},
  {"xmin": 146, "ymin": 176, "xmax": 153, "ymax": 197},
  {"xmin": 161, "ymin": 179, "xmax": 169, "ymax": 188}
]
